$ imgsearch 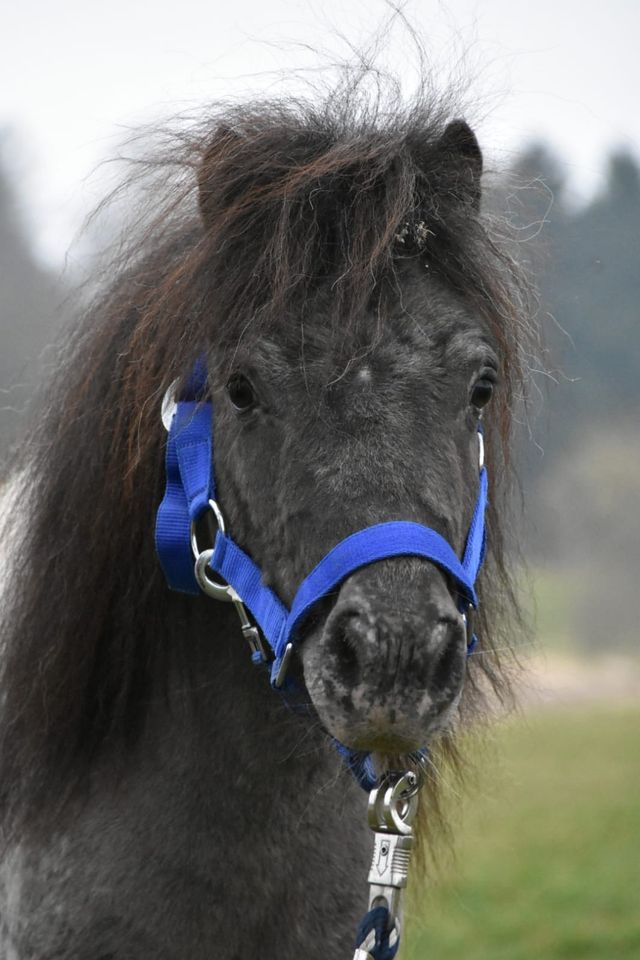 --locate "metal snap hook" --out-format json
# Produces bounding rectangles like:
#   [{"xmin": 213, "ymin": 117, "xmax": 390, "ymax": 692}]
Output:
[
  {"xmin": 384, "ymin": 774, "xmax": 420, "ymax": 834},
  {"xmin": 194, "ymin": 549, "xmax": 236, "ymax": 603},
  {"xmin": 191, "ymin": 501, "xmax": 269, "ymax": 661},
  {"xmin": 360, "ymin": 765, "xmax": 425, "ymax": 941}
]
